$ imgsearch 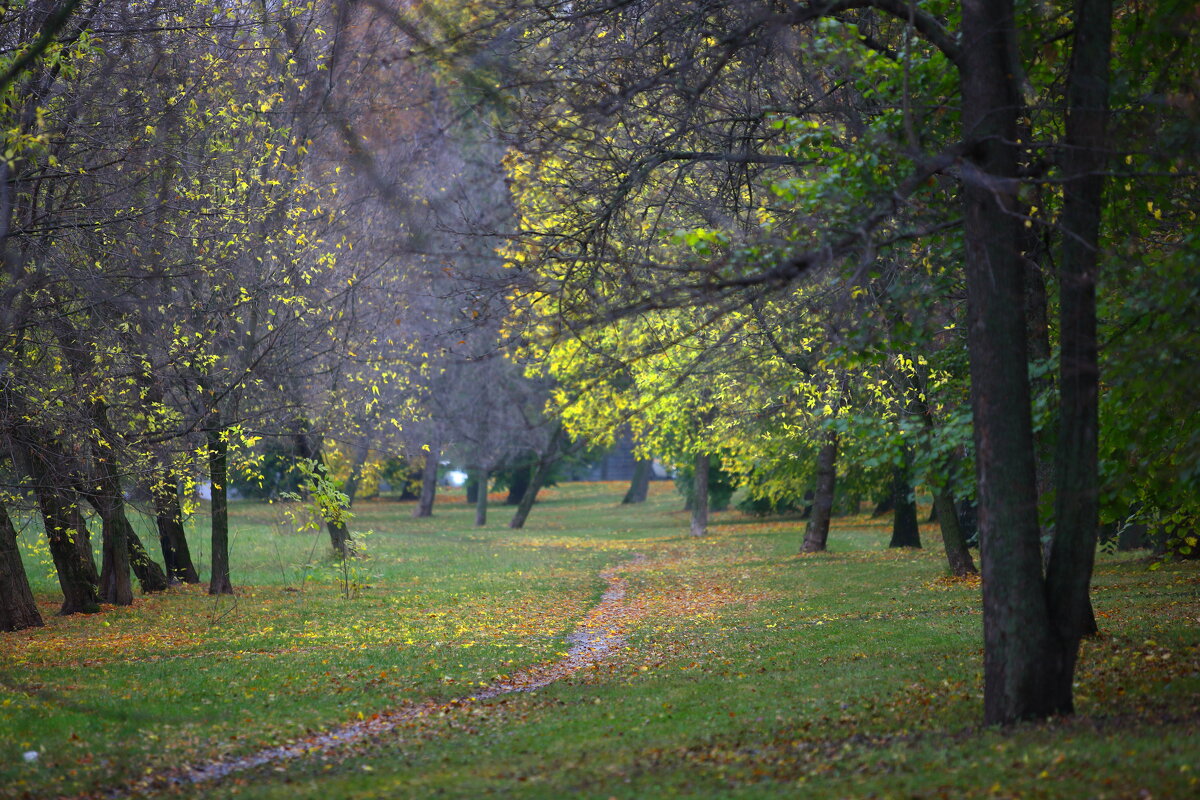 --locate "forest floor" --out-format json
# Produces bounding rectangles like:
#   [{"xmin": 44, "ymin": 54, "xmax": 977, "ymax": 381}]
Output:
[{"xmin": 2, "ymin": 481, "xmax": 1198, "ymax": 799}]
